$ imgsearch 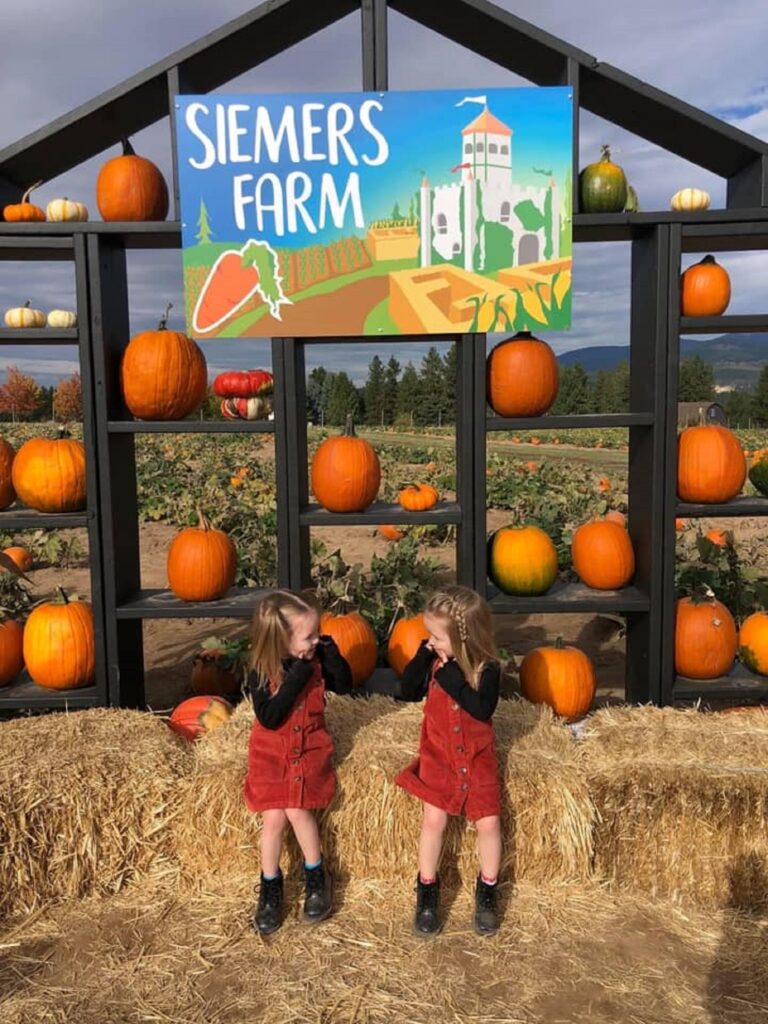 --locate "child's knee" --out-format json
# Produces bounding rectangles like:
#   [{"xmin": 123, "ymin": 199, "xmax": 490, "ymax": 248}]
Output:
[
  {"xmin": 474, "ymin": 814, "xmax": 500, "ymax": 836},
  {"xmin": 423, "ymin": 804, "xmax": 448, "ymax": 832}
]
